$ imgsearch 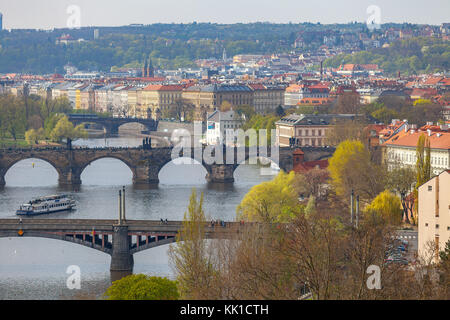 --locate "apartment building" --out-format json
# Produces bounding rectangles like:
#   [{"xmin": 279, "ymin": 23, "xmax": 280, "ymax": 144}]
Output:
[
  {"xmin": 141, "ymin": 84, "xmax": 184, "ymax": 119},
  {"xmin": 418, "ymin": 170, "xmax": 450, "ymax": 262},
  {"xmin": 284, "ymin": 83, "xmax": 330, "ymax": 107},
  {"xmin": 248, "ymin": 83, "xmax": 285, "ymax": 114},
  {"xmin": 382, "ymin": 126, "xmax": 450, "ymax": 175},
  {"xmin": 275, "ymin": 114, "xmax": 360, "ymax": 147}
]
